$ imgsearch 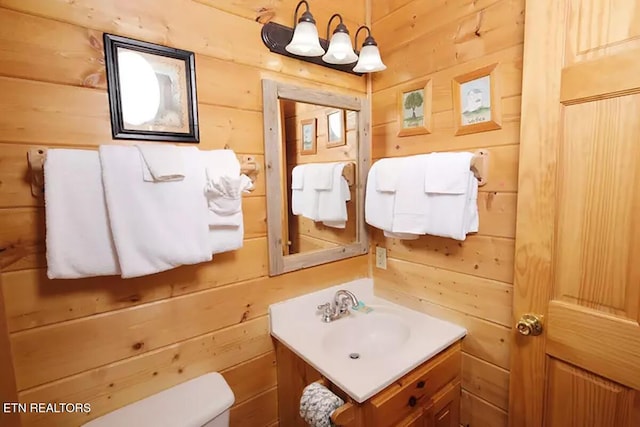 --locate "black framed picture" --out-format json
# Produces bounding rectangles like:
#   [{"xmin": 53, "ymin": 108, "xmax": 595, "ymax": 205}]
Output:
[{"xmin": 103, "ymin": 33, "xmax": 199, "ymax": 142}]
